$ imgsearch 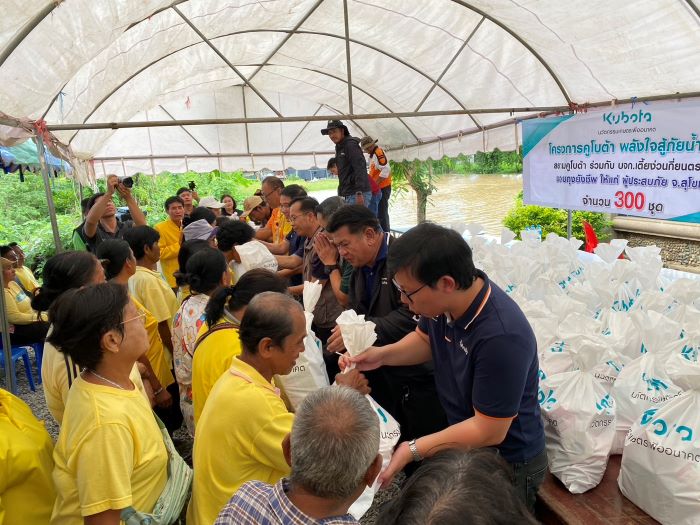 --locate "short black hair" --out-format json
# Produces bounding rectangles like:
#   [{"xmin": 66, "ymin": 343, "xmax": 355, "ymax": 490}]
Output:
[
  {"xmin": 0, "ymin": 245, "xmax": 13, "ymax": 258},
  {"xmin": 290, "ymin": 197, "xmax": 319, "ymax": 215},
  {"xmin": 327, "ymin": 157, "xmax": 337, "ymax": 169},
  {"xmin": 205, "ymin": 268, "xmax": 288, "ymax": 327},
  {"xmin": 180, "ymin": 247, "xmax": 227, "ymax": 294},
  {"xmin": 176, "ymin": 187, "xmax": 191, "ymax": 196},
  {"xmin": 123, "ymin": 226, "xmax": 160, "ymax": 259},
  {"xmin": 31, "ymin": 251, "xmax": 100, "ymax": 312},
  {"xmin": 175, "ymin": 239, "xmax": 210, "ymax": 287},
  {"xmin": 189, "ymin": 206, "xmax": 216, "ymax": 225},
  {"xmin": 164, "ymin": 195, "xmax": 184, "ymax": 211},
  {"xmin": 95, "ymin": 239, "xmax": 131, "ymax": 280},
  {"xmin": 8, "ymin": 242, "xmax": 18, "ymax": 248},
  {"xmin": 315, "ymin": 197, "xmax": 345, "ymax": 221},
  {"xmin": 261, "ymin": 176, "xmax": 284, "ymax": 190},
  {"xmin": 47, "ymin": 282, "xmax": 130, "ymax": 371},
  {"xmin": 238, "ymin": 292, "xmax": 302, "ymax": 354},
  {"xmin": 377, "ymin": 449, "xmax": 537, "ymax": 525},
  {"xmin": 325, "ymin": 204, "xmax": 380, "ymax": 234},
  {"xmin": 80, "ymin": 197, "xmax": 91, "ymax": 215},
  {"xmin": 216, "ymin": 220, "xmax": 254, "ymax": 252},
  {"xmin": 280, "ymin": 184, "xmax": 308, "ymax": 200},
  {"xmin": 387, "ymin": 223, "xmax": 477, "ymax": 289},
  {"xmin": 86, "ymin": 192, "xmax": 105, "ymax": 211}
]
